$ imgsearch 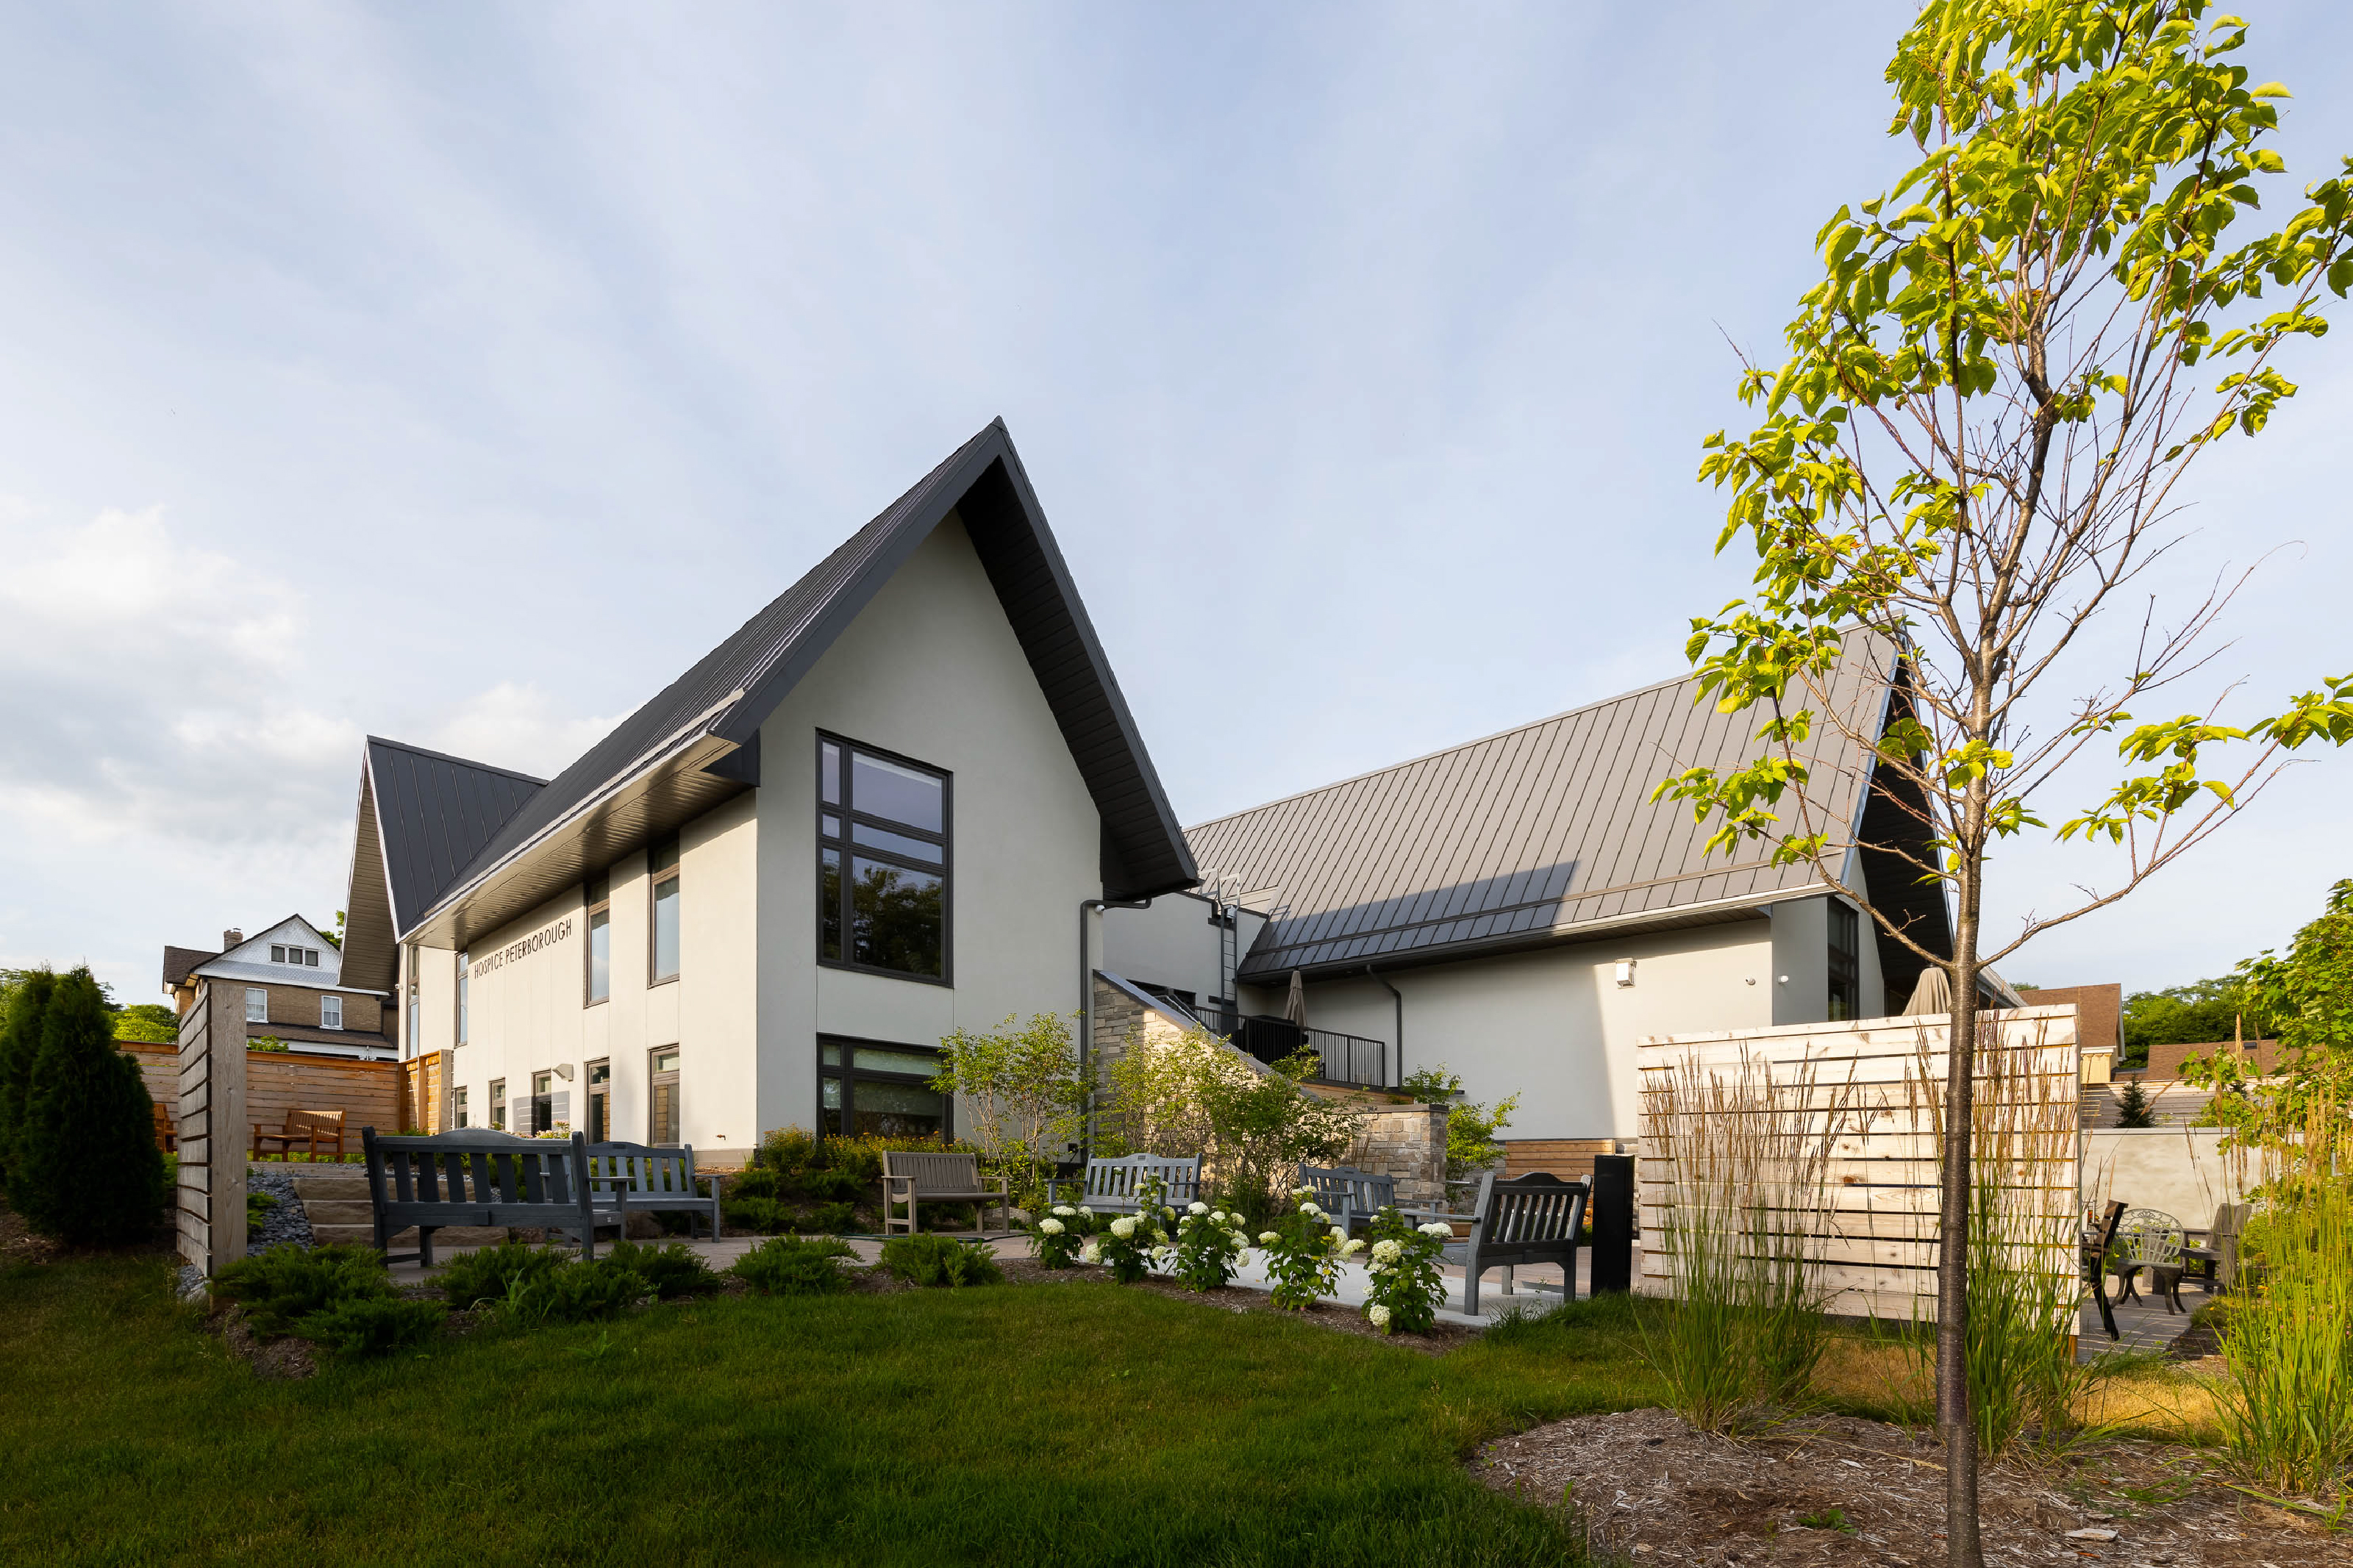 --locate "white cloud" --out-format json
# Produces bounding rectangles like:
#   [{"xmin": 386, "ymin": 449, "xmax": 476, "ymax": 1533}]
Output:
[{"xmin": 426, "ymin": 682, "xmax": 618, "ymax": 781}]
